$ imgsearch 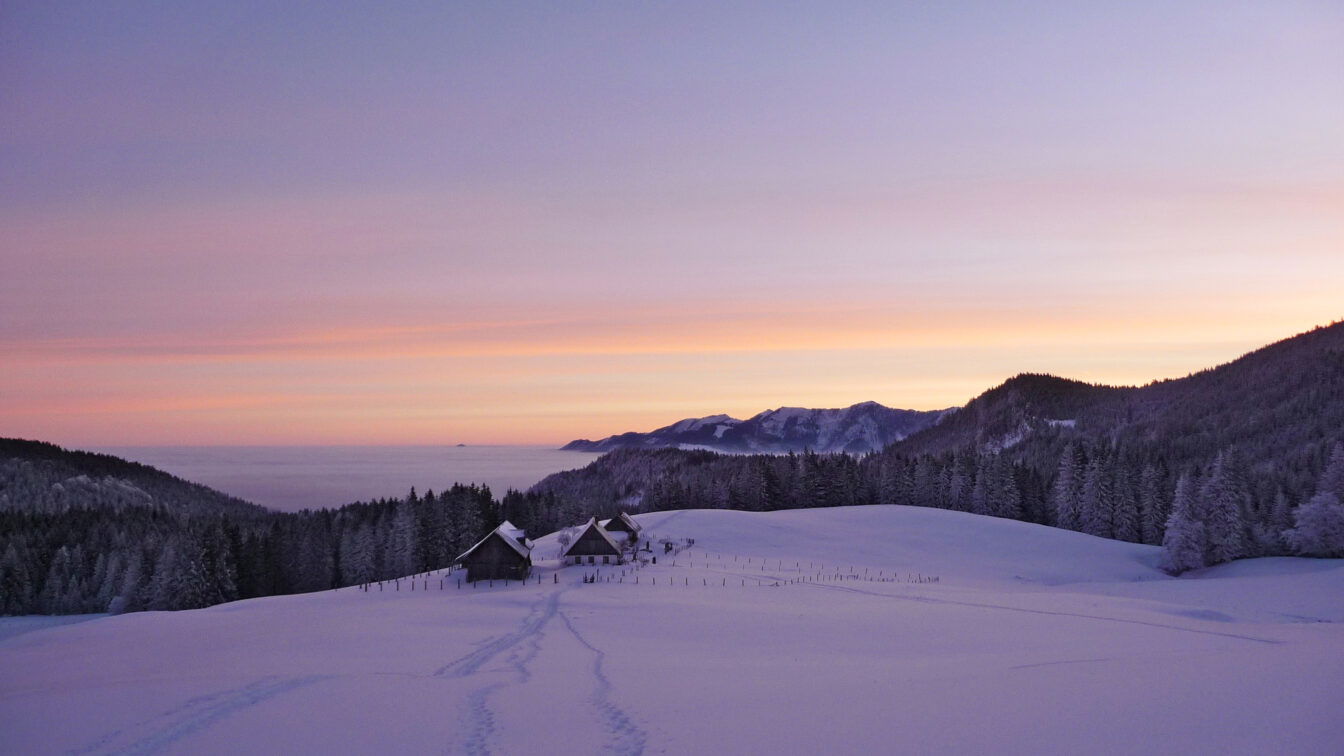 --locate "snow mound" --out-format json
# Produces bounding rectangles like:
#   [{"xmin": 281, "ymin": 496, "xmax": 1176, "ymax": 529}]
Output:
[
  {"xmin": 2, "ymin": 506, "xmax": 1341, "ymax": 754},
  {"xmin": 611, "ymin": 506, "xmax": 1164, "ymax": 586}
]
